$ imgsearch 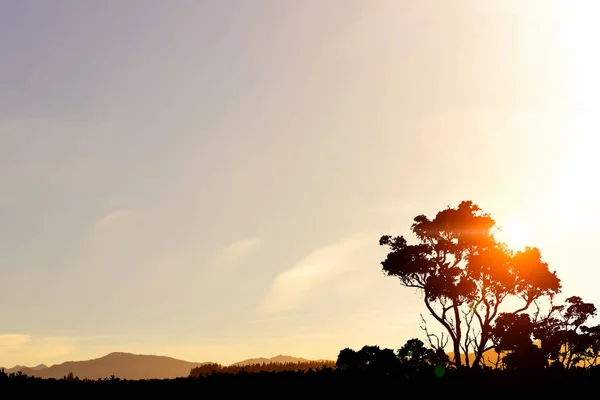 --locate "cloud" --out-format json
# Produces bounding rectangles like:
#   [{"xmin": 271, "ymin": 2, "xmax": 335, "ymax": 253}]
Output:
[
  {"xmin": 33, "ymin": 343, "xmax": 76, "ymax": 360},
  {"xmin": 0, "ymin": 334, "xmax": 79, "ymax": 367},
  {"xmin": 214, "ymin": 237, "xmax": 263, "ymax": 268},
  {"xmin": 89, "ymin": 208, "xmax": 138, "ymax": 238},
  {"xmin": 66, "ymin": 208, "xmax": 144, "ymax": 288},
  {"xmin": 81, "ymin": 208, "xmax": 141, "ymax": 258},
  {"xmin": 258, "ymin": 233, "xmax": 384, "ymax": 313},
  {"xmin": 0, "ymin": 334, "xmax": 31, "ymax": 356},
  {"xmin": 203, "ymin": 237, "xmax": 263, "ymax": 283}
]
